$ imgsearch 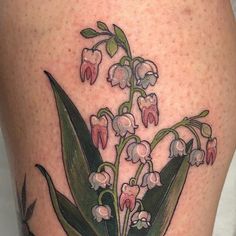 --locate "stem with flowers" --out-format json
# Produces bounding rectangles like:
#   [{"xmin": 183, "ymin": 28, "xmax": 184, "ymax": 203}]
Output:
[
  {"xmin": 36, "ymin": 21, "xmax": 218, "ymax": 236},
  {"xmin": 79, "ymin": 21, "xmax": 217, "ymax": 236}
]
